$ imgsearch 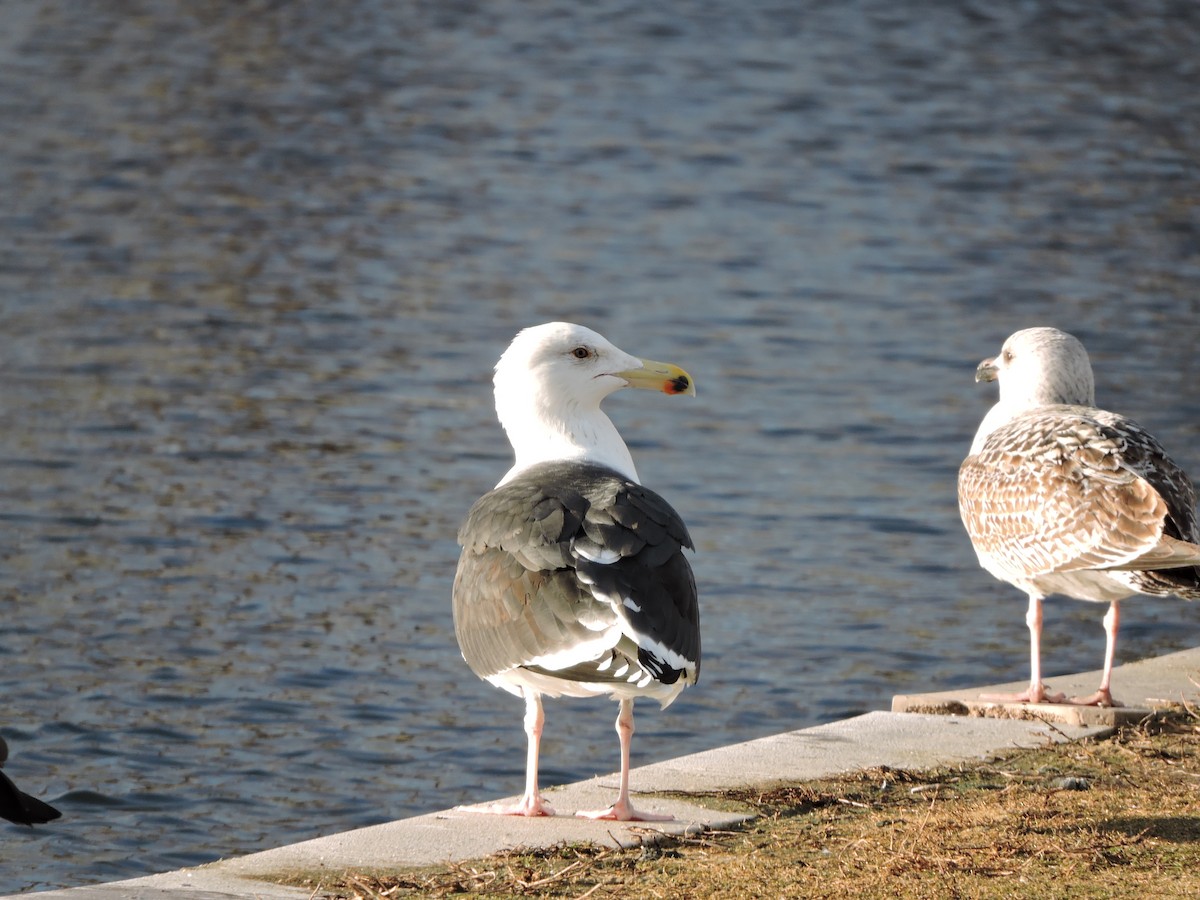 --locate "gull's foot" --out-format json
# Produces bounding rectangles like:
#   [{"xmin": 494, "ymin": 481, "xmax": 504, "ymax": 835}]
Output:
[
  {"xmin": 980, "ymin": 683, "xmax": 1068, "ymax": 704},
  {"xmin": 1066, "ymin": 689, "xmax": 1123, "ymax": 708},
  {"xmin": 576, "ymin": 799, "xmax": 673, "ymax": 822},
  {"xmin": 457, "ymin": 796, "xmax": 556, "ymax": 817}
]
